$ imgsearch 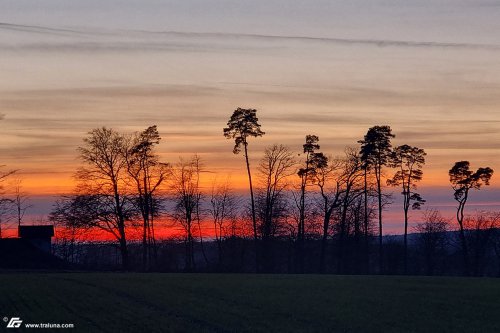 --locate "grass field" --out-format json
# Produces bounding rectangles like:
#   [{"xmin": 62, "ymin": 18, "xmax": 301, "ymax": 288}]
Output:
[{"xmin": 0, "ymin": 273, "xmax": 499, "ymax": 332}]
